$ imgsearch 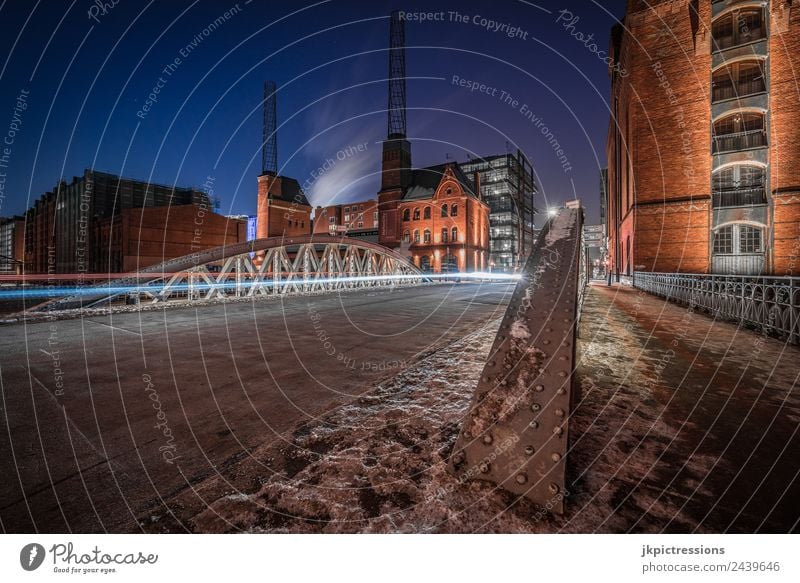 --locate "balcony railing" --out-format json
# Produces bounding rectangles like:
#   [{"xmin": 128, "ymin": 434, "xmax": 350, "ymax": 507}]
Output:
[
  {"xmin": 712, "ymin": 185, "xmax": 767, "ymax": 207},
  {"xmin": 712, "ymin": 27, "xmax": 766, "ymax": 52},
  {"xmin": 634, "ymin": 272, "xmax": 800, "ymax": 344},
  {"xmin": 712, "ymin": 129, "xmax": 767, "ymax": 153},
  {"xmin": 712, "ymin": 78, "xmax": 766, "ymax": 102}
]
